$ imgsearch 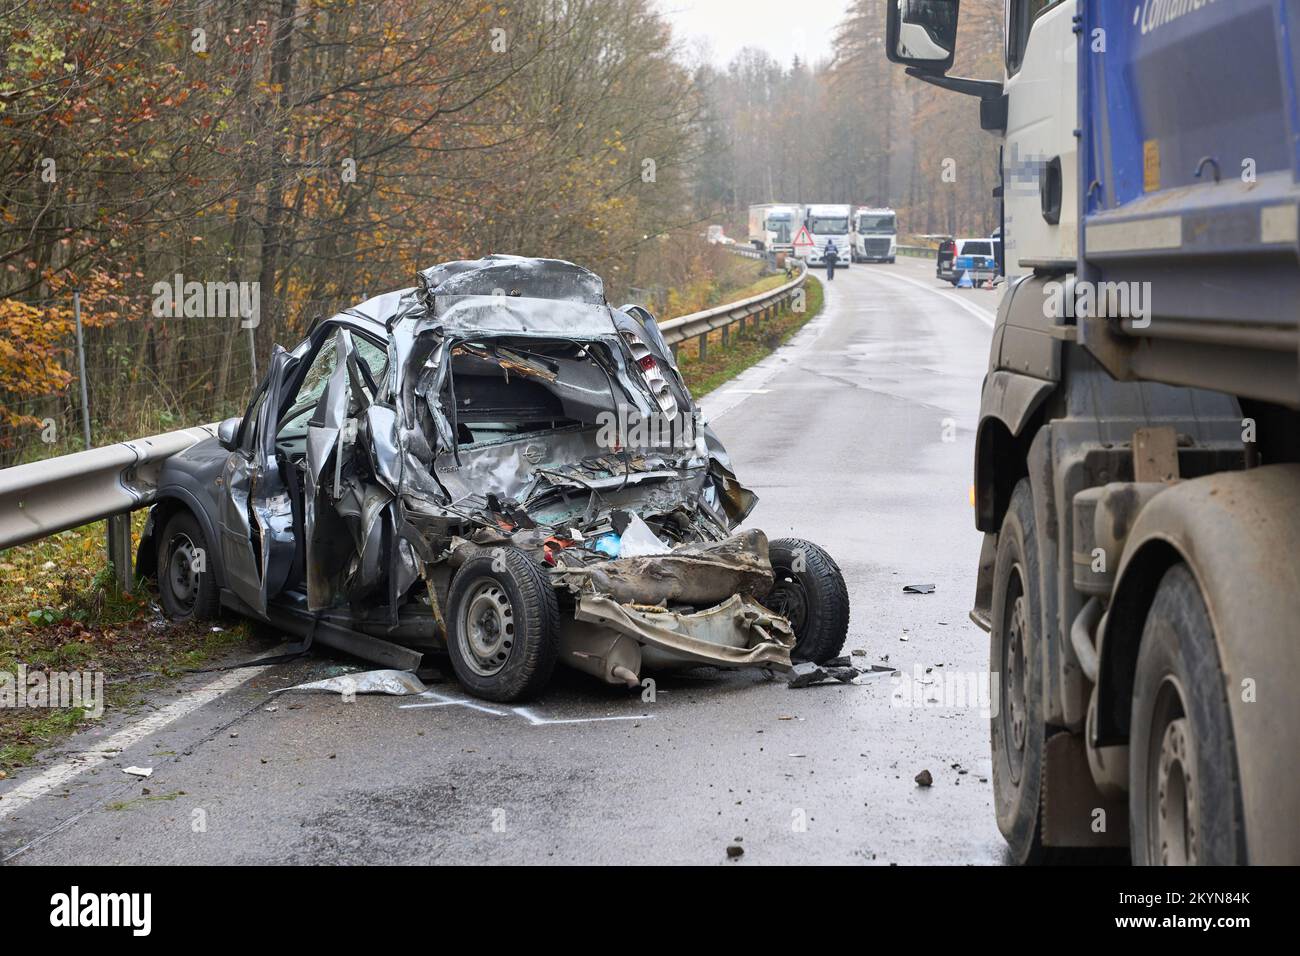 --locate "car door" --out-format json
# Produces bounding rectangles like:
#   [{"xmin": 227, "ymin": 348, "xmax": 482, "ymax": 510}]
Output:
[{"xmin": 218, "ymin": 346, "xmax": 298, "ymax": 616}]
